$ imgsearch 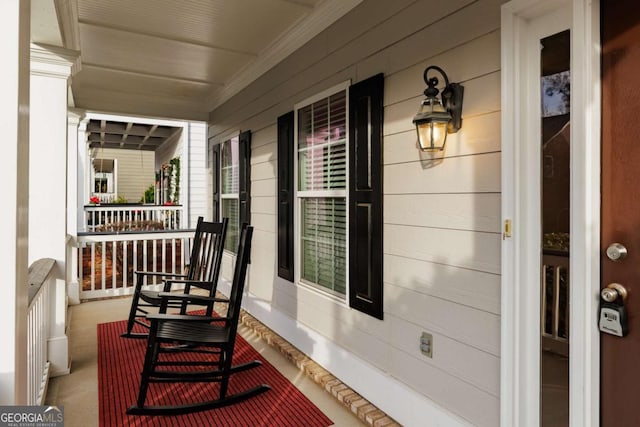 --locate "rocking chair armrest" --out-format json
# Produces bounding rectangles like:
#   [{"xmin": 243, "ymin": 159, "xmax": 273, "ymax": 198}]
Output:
[
  {"xmin": 157, "ymin": 292, "xmax": 229, "ymax": 304},
  {"xmin": 157, "ymin": 292, "xmax": 212, "ymax": 304},
  {"xmin": 163, "ymin": 279, "xmax": 213, "ymax": 291},
  {"xmin": 134, "ymin": 271, "xmax": 188, "ymax": 279},
  {"xmin": 146, "ymin": 313, "xmax": 217, "ymax": 322}
]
